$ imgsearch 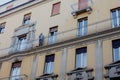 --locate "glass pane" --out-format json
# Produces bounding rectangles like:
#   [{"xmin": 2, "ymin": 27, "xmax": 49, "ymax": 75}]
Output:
[
  {"xmin": 78, "ymin": 21, "xmax": 83, "ymax": 36},
  {"xmin": 112, "ymin": 11, "xmax": 117, "ymax": 27},
  {"xmin": 113, "ymin": 48, "xmax": 119, "ymax": 62},
  {"xmin": 118, "ymin": 9, "xmax": 120, "ymax": 26},
  {"xmin": 83, "ymin": 52, "xmax": 87, "ymax": 67},
  {"xmin": 76, "ymin": 54, "xmax": 81, "ymax": 68},
  {"xmin": 45, "ymin": 63, "xmax": 48, "ymax": 73},
  {"xmin": 84, "ymin": 19, "xmax": 88, "ymax": 35}
]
